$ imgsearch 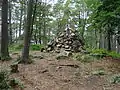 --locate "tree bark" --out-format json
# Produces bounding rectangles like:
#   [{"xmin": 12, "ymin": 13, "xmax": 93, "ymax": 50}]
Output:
[
  {"xmin": 19, "ymin": 2, "xmax": 24, "ymax": 37},
  {"xmin": 107, "ymin": 30, "xmax": 111, "ymax": 51},
  {"xmin": 8, "ymin": 0, "xmax": 12, "ymax": 44},
  {"xmin": 21, "ymin": 0, "xmax": 34, "ymax": 63},
  {"xmin": 1, "ymin": 0, "xmax": 10, "ymax": 60}
]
